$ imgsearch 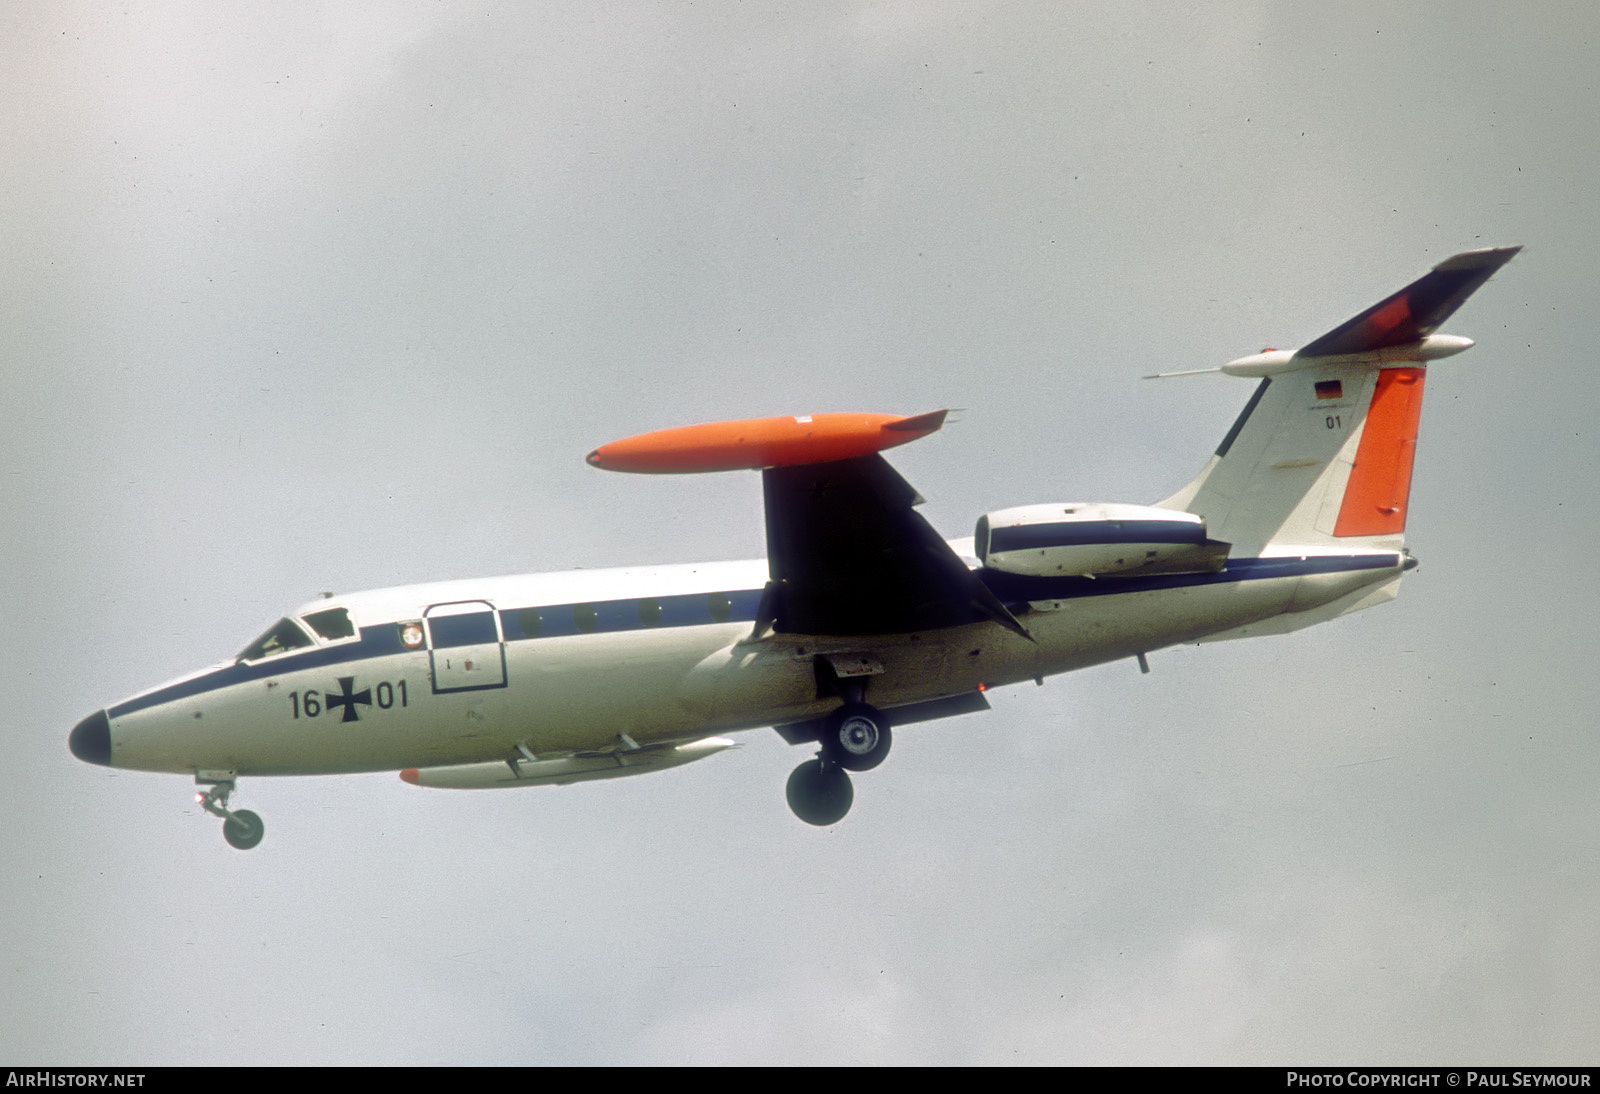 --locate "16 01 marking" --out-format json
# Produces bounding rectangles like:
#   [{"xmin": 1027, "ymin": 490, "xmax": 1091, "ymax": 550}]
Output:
[{"xmin": 290, "ymin": 680, "xmax": 407, "ymax": 719}]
